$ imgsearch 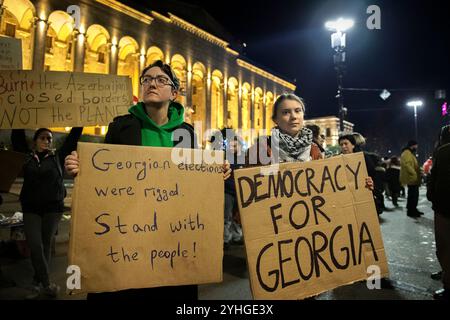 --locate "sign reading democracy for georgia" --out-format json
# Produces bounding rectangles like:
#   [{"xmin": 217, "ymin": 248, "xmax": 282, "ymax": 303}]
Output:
[{"xmin": 234, "ymin": 152, "xmax": 389, "ymax": 300}]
